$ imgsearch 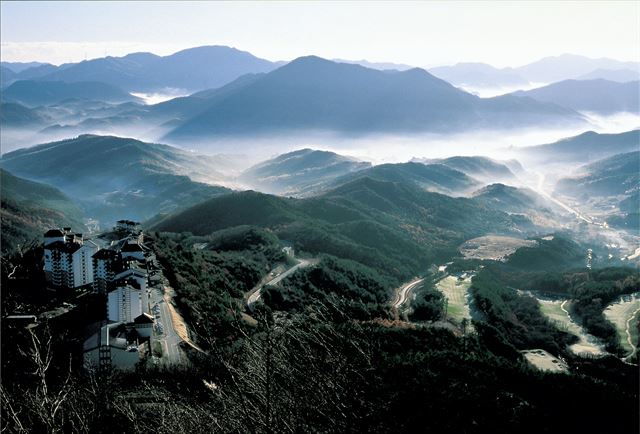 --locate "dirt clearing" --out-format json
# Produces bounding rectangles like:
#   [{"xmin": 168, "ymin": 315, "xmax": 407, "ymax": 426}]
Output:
[
  {"xmin": 522, "ymin": 349, "xmax": 568, "ymax": 373},
  {"xmin": 460, "ymin": 235, "xmax": 537, "ymax": 260}
]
